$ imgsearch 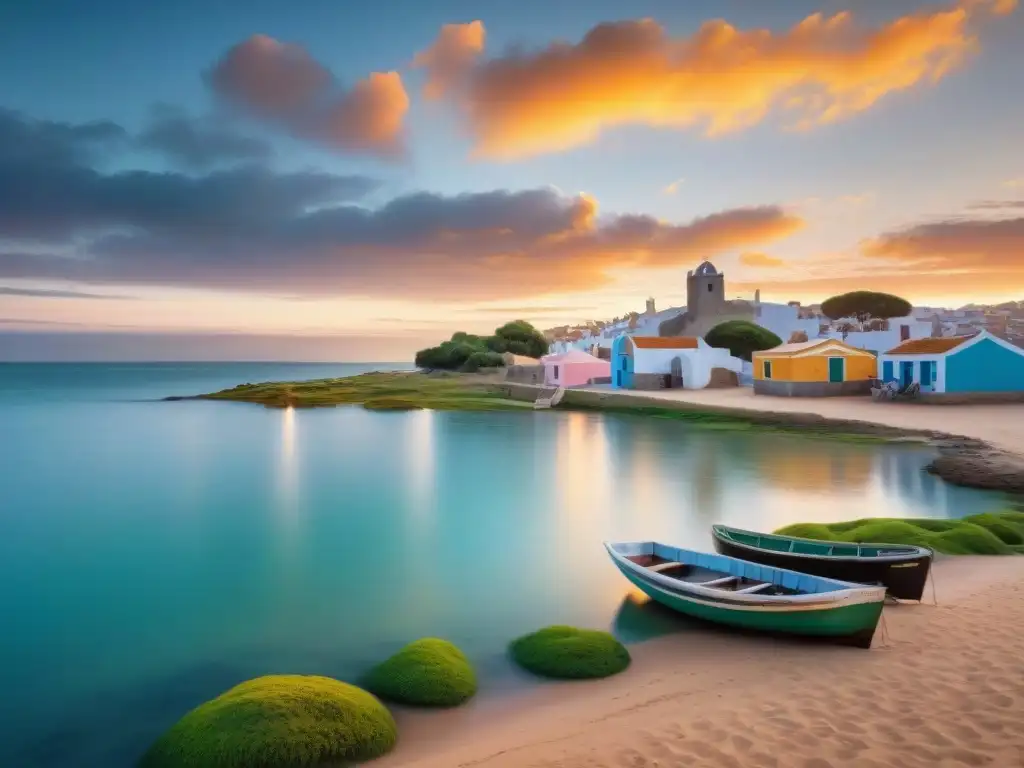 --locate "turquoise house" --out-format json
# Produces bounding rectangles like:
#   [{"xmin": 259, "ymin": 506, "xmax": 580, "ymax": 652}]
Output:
[
  {"xmin": 611, "ymin": 335, "xmax": 633, "ymax": 389},
  {"xmin": 878, "ymin": 331, "xmax": 1024, "ymax": 394}
]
